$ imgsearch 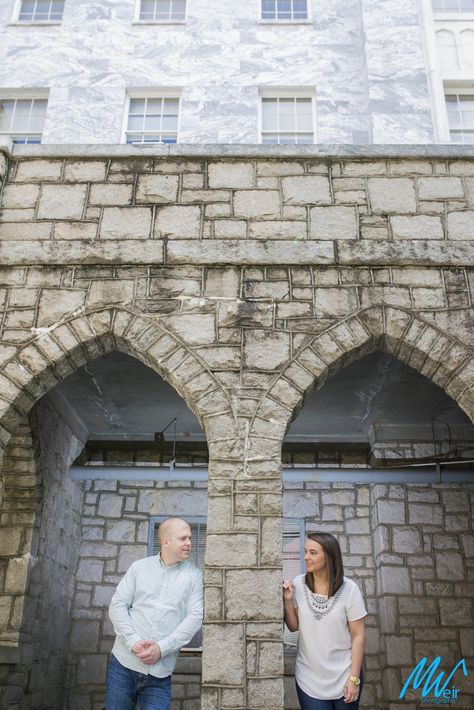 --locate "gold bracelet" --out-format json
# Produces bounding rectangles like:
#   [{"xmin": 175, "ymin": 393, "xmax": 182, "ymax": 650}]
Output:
[{"xmin": 348, "ymin": 675, "xmax": 360, "ymax": 686}]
